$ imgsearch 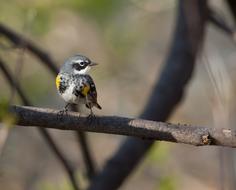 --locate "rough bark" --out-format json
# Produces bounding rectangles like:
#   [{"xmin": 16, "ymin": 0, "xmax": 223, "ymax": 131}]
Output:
[{"xmin": 3, "ymin": 105, "xmax": 236, "ymax": 148}]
